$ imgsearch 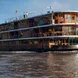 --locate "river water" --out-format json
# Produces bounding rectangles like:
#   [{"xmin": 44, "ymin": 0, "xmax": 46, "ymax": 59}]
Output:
[{"xmin": 0, "ymin": 51, "xmax": 78, "ymax": 78}]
